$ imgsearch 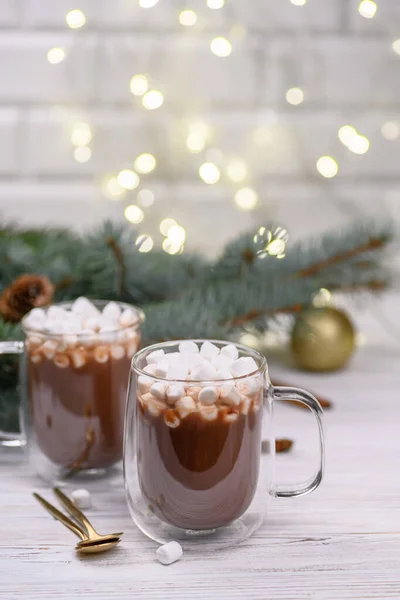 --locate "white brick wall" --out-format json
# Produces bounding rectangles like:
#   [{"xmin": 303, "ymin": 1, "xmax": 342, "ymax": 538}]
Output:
[{"xmin": 0, "ymin": 0, "xmax": 398, "ymax": 255}]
